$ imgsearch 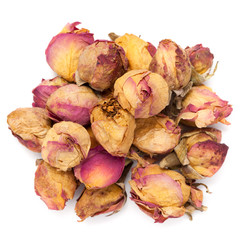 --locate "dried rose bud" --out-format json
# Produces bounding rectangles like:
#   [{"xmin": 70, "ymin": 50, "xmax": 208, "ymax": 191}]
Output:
[
  {"xmin": 74, "ymin": 146, "xmax": 125, "ymax": 189},
  {"xmin": 133, "ymin": 114, "xmax": 181, "ymax": 155},
  {"xmin": 172, "ymin": 128, "xmax": 229, "ymax": 179},
  {"xmin": 149, "ymin": 39, "xmax": 192, "ymax": 90},
  {"xmin": 45, "ymin": 22, "xmax": 94, "ymax": 82},
  {"xmin": 75, "ymin": 183, "xmax": 126, "ymax": 221},
  {"xmin": 46, "ymin": 84, "xmax": 99, "ymax": 125},
  {"xmin": 34, "ymin": 160, "xmax": 77, "ymax": 210},
  {"xmin": 41, "ymin": 121, "xmax": 91, "ymax": 171},
  {"xmin": 7, "ymin": 108, "xmax": 51, "ymax": 152},
  {"xmin": 185, "ymin": 44, "xmax": 216, "ymax": 85},
  {"xmin": 113, "ymin": 33, "xmax": 156, "ymax": 70},
  {"xmin": 114, "ymin": 70, "xmax": 170, "ymax": 118},
  {"xmin": 77, "ymin": 40, "xmax": 128, "ymax": 91},
  {"xmin": 32, "ymin": 77, "xmax": 68, "ymax": 108},
  {"xmin": 129, "ymin": 163, "xmax": 191, "ymax": 223},
  {"xmin": 176, "ymin": 85, "xmax": 232, "ymax": 128},
  {"xmin": 75, "ymin": 158, "xmax": 132, "ymax": 221},
  {"xmin": 186, "ymin": 44, "xmax": 214, "ymax": 75},
  {"xmin": 90, "ymin": 98, "xmax": 136, "ymax": 157}
]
